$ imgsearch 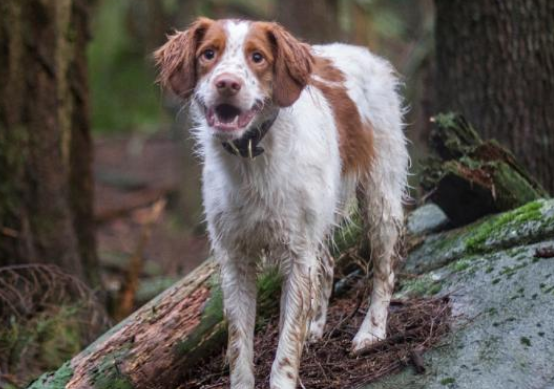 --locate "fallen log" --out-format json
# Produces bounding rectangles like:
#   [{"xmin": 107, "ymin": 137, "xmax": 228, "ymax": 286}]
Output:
[
  {"xmin": 421, "ymin": 113, "xmax": 548, "ymax": 226},
  {"xmin": 27, "ymin": 220, "xmax": 362, "ymax": 389}
]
